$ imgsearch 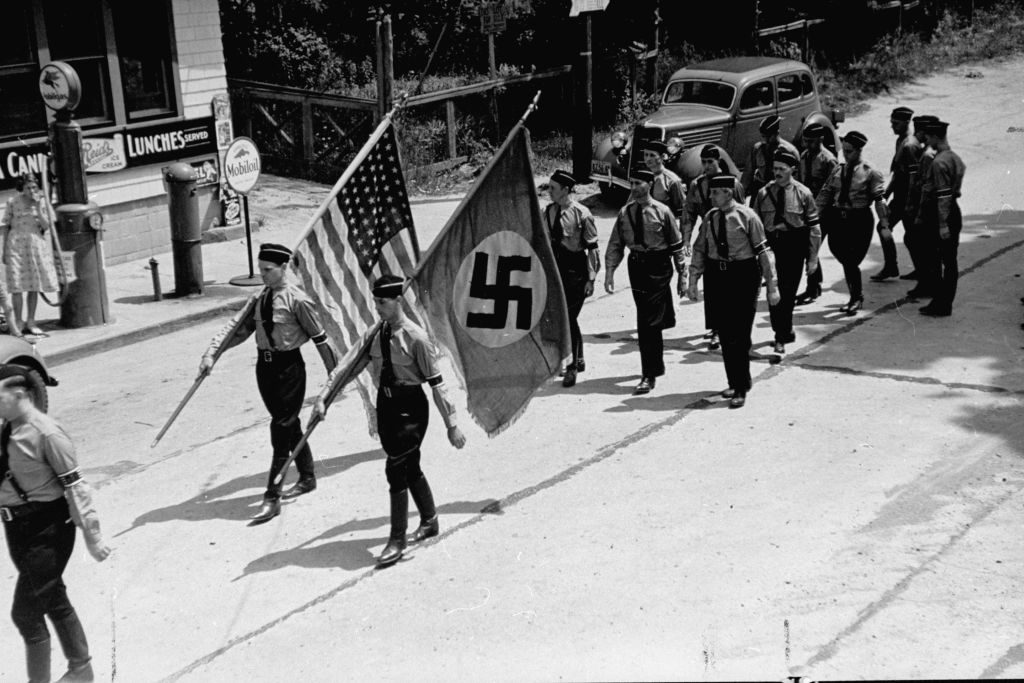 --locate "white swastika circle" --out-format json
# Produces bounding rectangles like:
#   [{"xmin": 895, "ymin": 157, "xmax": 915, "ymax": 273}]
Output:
[{"xmin": 453, "ymin": 231, "xmax": 546, "ymax": 348}]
